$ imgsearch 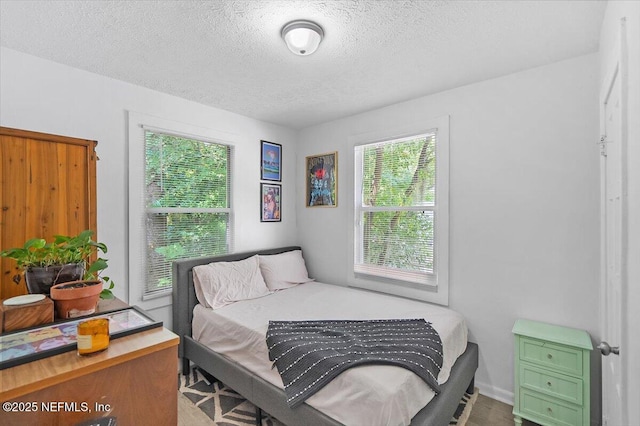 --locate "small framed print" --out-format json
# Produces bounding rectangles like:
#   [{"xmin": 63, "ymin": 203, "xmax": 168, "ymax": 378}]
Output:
[
  {"xmin": 261, "ymin": 140, "xmax": 282, "ymax": 181},
  {"xmin": 306, "ymin": 151, "xmax": 338, "ymax": 207},
  {"xmin": 261, "ymin": 183, "xmax": 281, "ymax": 222}
]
